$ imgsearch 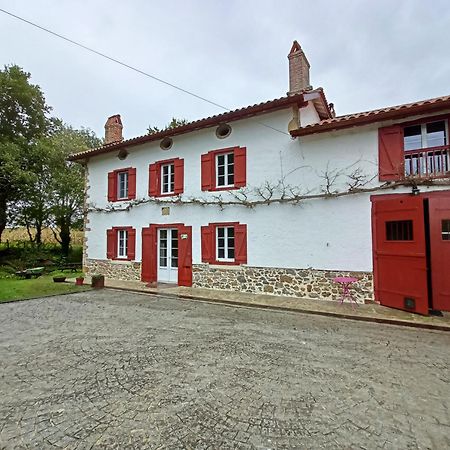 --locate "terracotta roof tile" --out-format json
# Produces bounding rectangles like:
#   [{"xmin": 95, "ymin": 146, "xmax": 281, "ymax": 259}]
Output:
[
  {"xmin": 69, "ymin": 90, "xmax": 330, "ymax": 161},
  {"xmin": 291, "ymin": 94, "xmax": 450, "ymax": 137}
]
